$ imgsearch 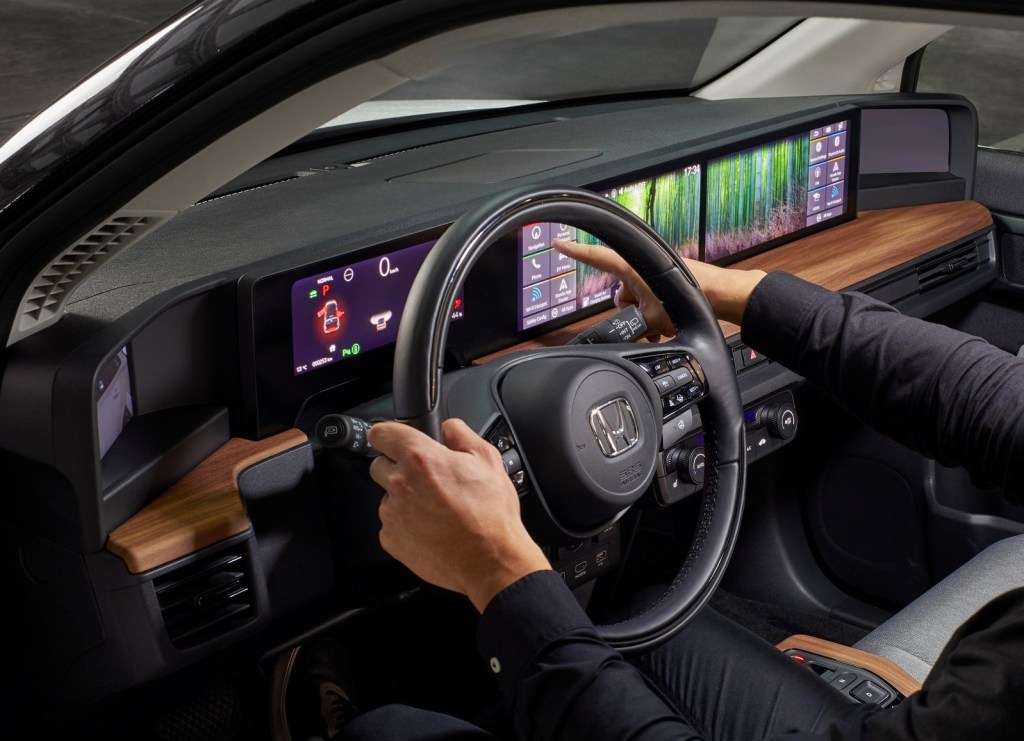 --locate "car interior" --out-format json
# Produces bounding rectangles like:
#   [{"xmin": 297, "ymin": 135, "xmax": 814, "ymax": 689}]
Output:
[{"xmin": 2, "ymin": 3, "xmax": 1024, "ymax": 739}]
